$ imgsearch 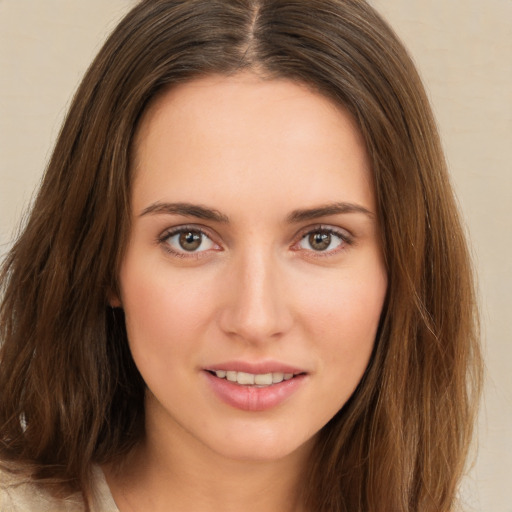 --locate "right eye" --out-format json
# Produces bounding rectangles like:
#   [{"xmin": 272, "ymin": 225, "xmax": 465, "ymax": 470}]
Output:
[{"xmin": 159, "ymin": 227, "xmax": 219, "ymax": 257}]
